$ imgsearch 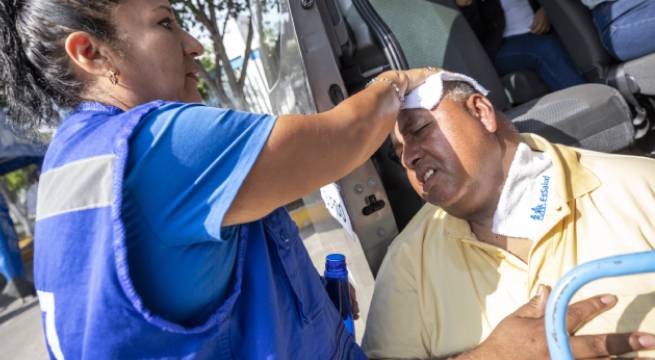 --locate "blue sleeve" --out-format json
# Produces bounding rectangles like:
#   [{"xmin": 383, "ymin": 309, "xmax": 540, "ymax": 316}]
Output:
[{"xmin": 123, "ymin": 102, "xmax": 277, "ymax": 245}]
